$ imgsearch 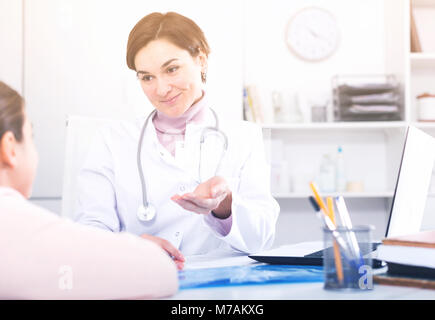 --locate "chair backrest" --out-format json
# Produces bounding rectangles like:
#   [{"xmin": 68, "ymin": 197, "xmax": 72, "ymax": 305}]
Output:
[{"xmin": 61, "ymin": 115, "xmax": 119, "ymax": 219}]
